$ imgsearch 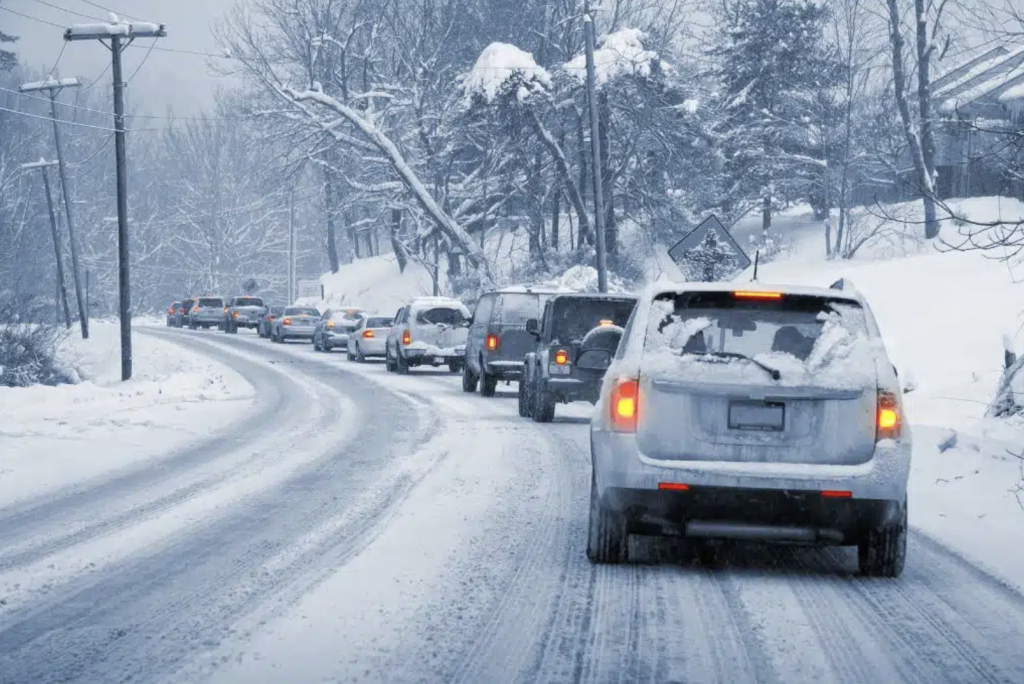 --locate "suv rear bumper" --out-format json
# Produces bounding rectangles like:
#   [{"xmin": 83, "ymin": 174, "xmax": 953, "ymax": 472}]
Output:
[
  {"xmin": 542, "ymin": 376, "xmax": 599, "ymax": 403},
  {"xmin": 601, "ymin": 484, "xmax": 903, "ymax": 544},
  {"xmin": 485, "ymin": 359, "xmax": 524, "ymax": 378},
  {"xmin": 592, "ymin": 430, "xmax": 911, "ymax": 509}
]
